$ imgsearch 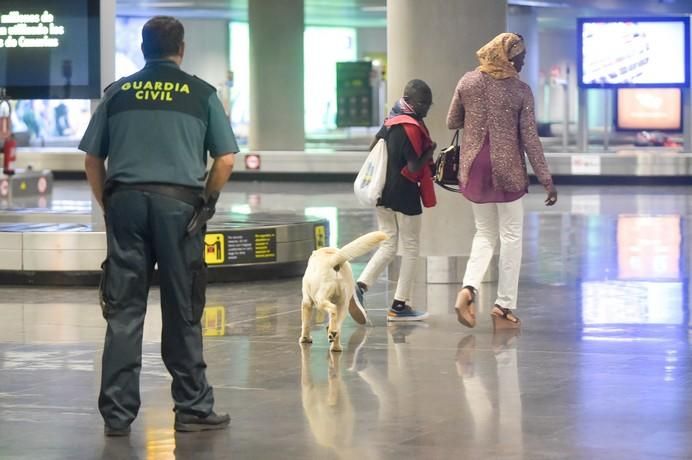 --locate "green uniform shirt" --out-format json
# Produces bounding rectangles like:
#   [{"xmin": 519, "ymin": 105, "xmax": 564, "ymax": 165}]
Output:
[{"xmin": 79, "ymin": 60, "xmax": 238, "ymax": 188}]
